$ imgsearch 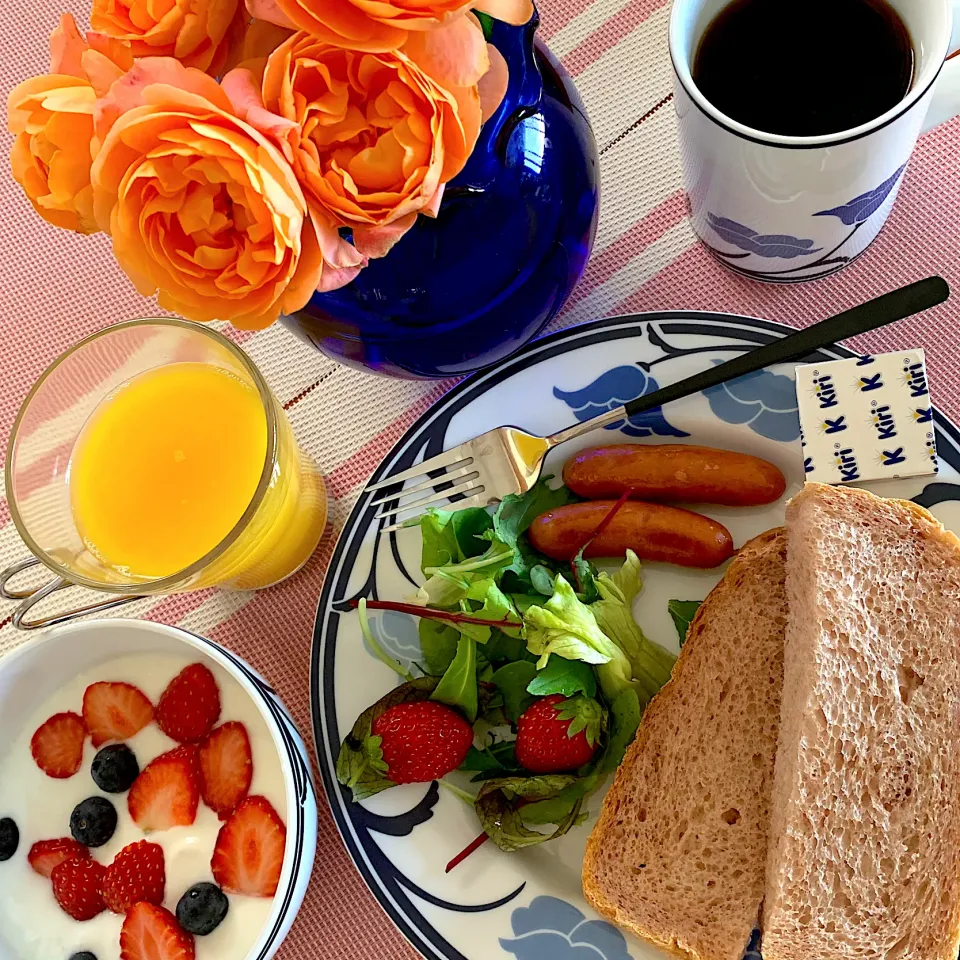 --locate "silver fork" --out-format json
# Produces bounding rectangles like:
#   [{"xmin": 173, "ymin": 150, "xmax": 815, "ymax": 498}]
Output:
[{"xmin": 365, "ymin": 277, "xmax": 948, "ymax": 531}]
